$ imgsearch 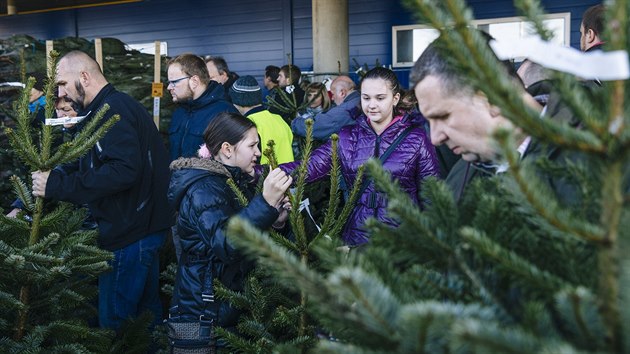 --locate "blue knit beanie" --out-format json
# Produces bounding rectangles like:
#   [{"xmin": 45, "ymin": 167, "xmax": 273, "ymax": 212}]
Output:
[{"xmin": 229, "ymin": 75, "xmax": 262, "ymax": 107}]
